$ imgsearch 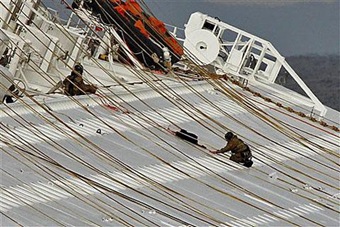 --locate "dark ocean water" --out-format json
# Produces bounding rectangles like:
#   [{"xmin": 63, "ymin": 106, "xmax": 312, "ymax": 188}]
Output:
[{"xmin": 279, "ymin": 55, "xmax": 339, "ymax": 111}]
